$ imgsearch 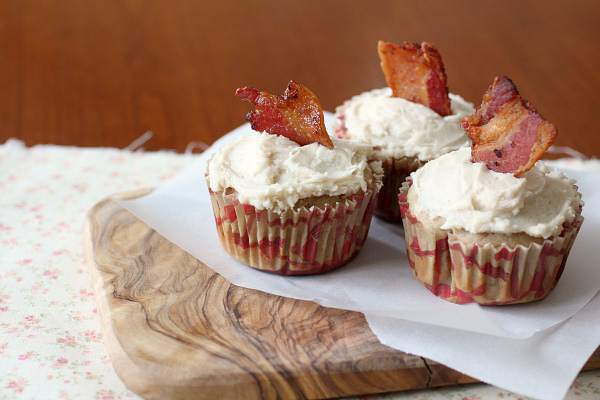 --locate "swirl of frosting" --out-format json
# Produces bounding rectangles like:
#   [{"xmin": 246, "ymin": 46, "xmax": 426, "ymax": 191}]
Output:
[
  {"xmin": 410, "ymin": 147, "xmax": 582, "ymax": 238},
  {"xmin": 340, "ymin": 88, "xmax": 474, "ymax": 160},
  {"xmin": 207, "ymin": 132, "xmax": 381, "ymax": 212}
]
